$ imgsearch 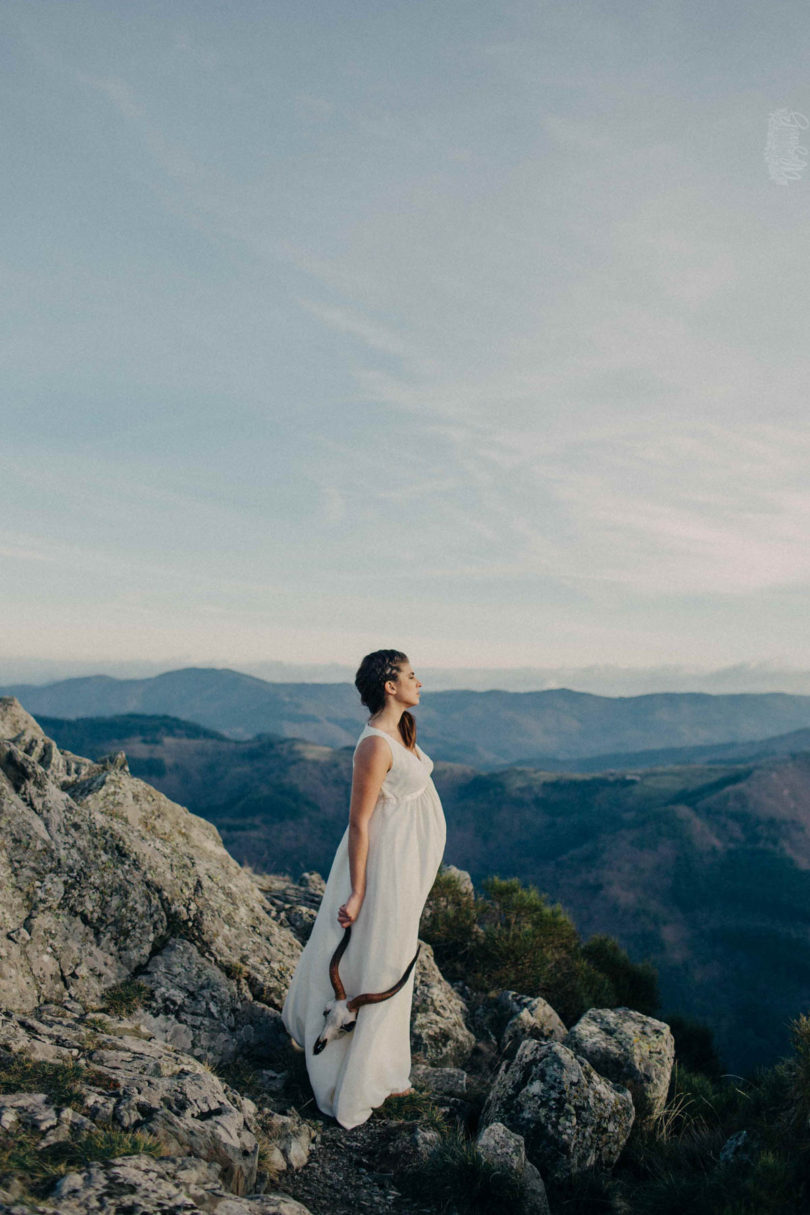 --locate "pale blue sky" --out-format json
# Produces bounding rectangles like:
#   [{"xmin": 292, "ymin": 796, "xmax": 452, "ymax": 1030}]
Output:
[{"xmin": 3, "ymin": 0, "xmax": 810, "ymax": 679}]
